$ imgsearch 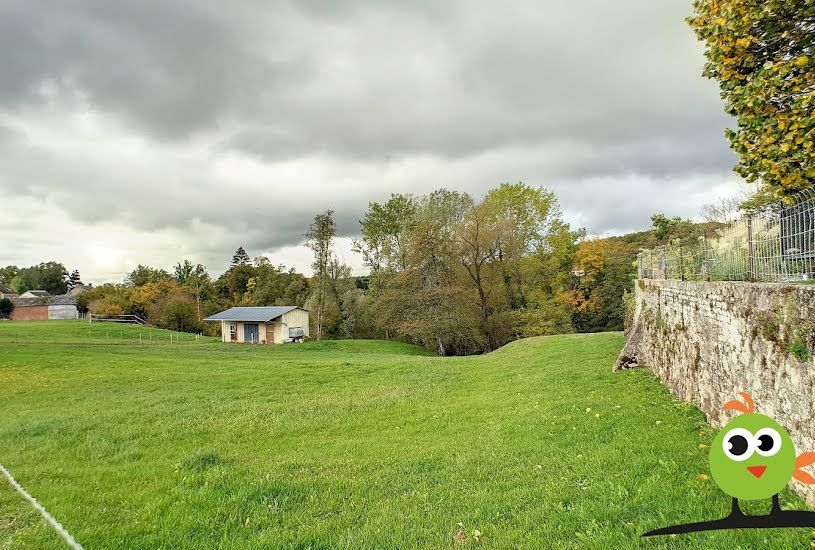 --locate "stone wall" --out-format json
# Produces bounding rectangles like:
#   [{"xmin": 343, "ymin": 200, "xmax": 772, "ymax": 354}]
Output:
[{"xmin": 616, "ymin": 279, "xmax": 815, "ymax": 505}]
